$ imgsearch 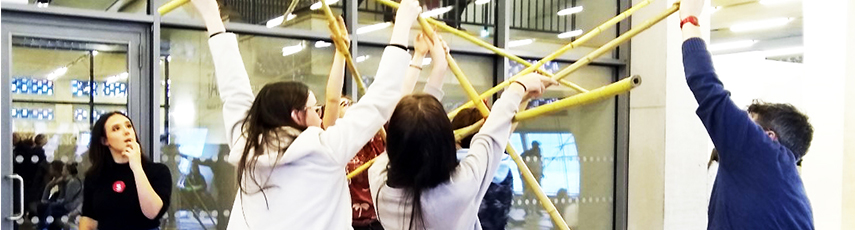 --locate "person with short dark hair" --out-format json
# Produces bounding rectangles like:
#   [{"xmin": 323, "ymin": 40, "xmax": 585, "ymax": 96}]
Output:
[{"xmin": 680, "ymin": 0, "xmax": 814, "ymax": 228}]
